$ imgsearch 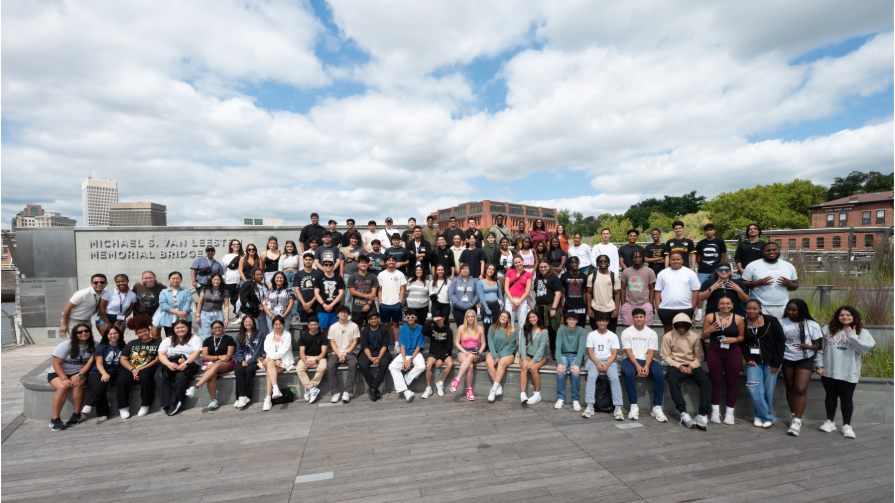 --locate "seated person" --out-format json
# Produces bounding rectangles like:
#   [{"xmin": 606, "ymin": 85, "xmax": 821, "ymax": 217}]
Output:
[
  {"xmin": 554, "ymin": 313, "xmax": 586, "ymax": 411},
  {"xmin": 660, "ymin": 312, "xmax": 711, "ymax": 430},
  {"xmin": 48, "ymin": 323, "xmax": 95, "ymax": 431},
  {"xmin": 82, "ymin": 325, "xmax": 125, "ymax": 422},
  {"xmin": 117, "ymin": 315, "xmax": 160, "ymax": 419},
  {"xmin": 485, "ymin": 311, "xmax": 516, "ymax": 403},
  {"xmin": 326, "ymin": 306, "xmax": 360, "ymax": 404},
  {"xmin": 620, "ymin": 308, "xmax": 667, "ymax": 422},
  {"xmin": 582, "ymin": 314, "xmax": 624, "ymax": 420},
  {"xmin": 185, "ymin": 320, "xmax": 236, "ymax": 410},
  {"xmin": 261, "ymin": 315, "xmax": 294, "ymax": 411},
  {"xmin": 296, "ymin": 317, "xmax": 328, "ymax": 404},
  {"xmin": 422, "ymin": 314, "xmax": 454, "ymax": 399},
  {"xmin": 387, "ymin": 311, "xmax": 426, "ymax": 402},
  {"xmin": 358, "ymin": 312, "xmax": 392, "ymax": 401},
  {"xmin": 233, "ymin": 316, "xmax": 266, "ymax": 409},
  {"xmin": 155, "ymin": 320, "xmax": 202, "ymax": 417}
]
